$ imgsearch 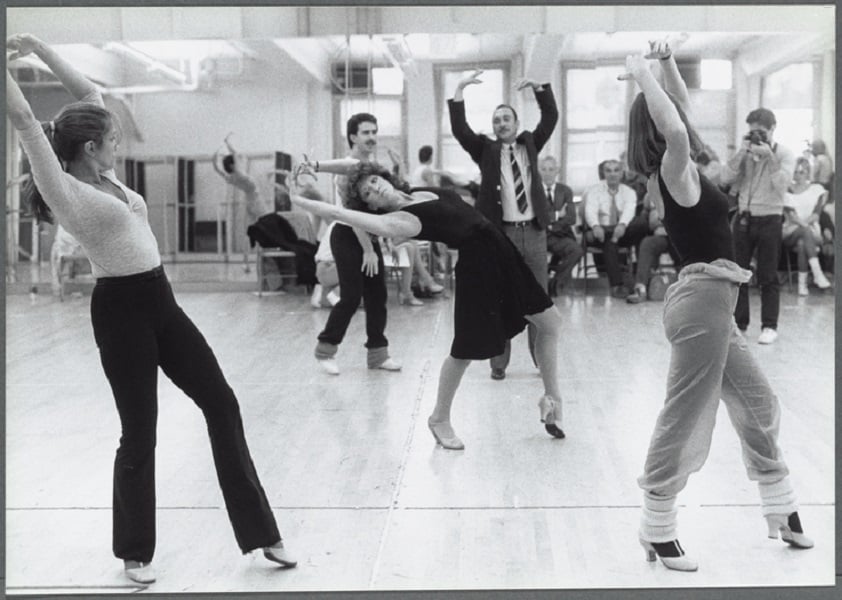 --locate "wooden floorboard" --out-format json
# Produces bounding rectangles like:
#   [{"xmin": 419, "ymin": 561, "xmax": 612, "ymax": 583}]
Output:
[{"xmin": 4, "ymin": 282, "xmax": 836, "ymax": 593}]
